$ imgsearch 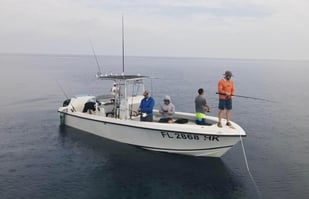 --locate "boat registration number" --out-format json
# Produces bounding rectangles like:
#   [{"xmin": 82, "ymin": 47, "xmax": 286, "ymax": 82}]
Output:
[{"xmin": 160, "ymin": 131, "xmax": 219, "ymax": 141}]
